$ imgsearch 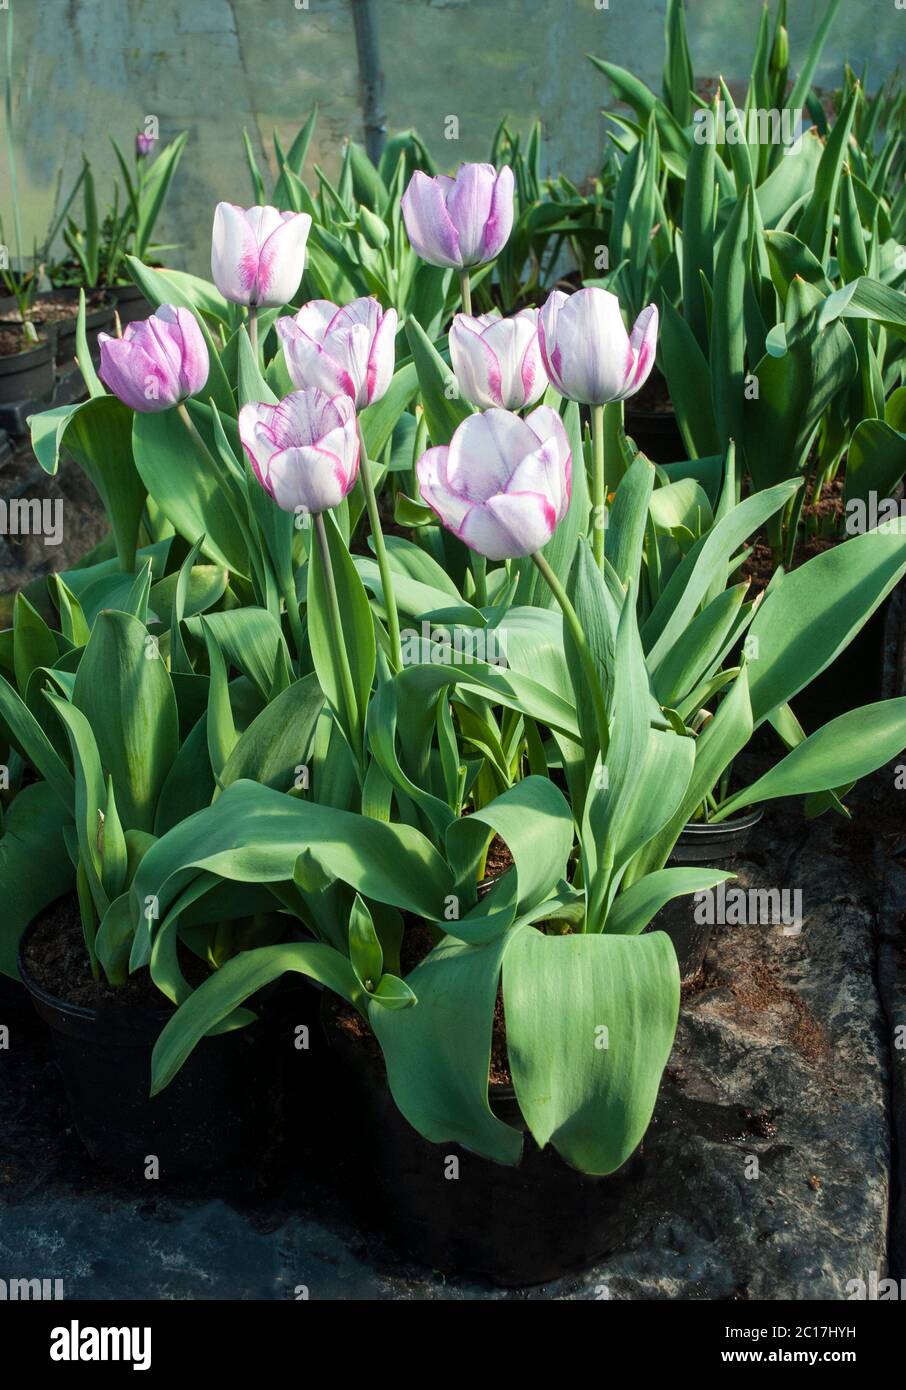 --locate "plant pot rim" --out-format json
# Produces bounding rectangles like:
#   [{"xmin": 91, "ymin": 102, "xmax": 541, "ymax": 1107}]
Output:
[
  {"xmin": 17, "ymin": 900, "xmax": 171, "ymax": 1026},
  {"xmin": 322, "ymin": 990, "xmax": 519, "ymax": 1107},
  {"xmin": 679, "ymin": 807, "xmax": 764, "ymax": 838}
]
